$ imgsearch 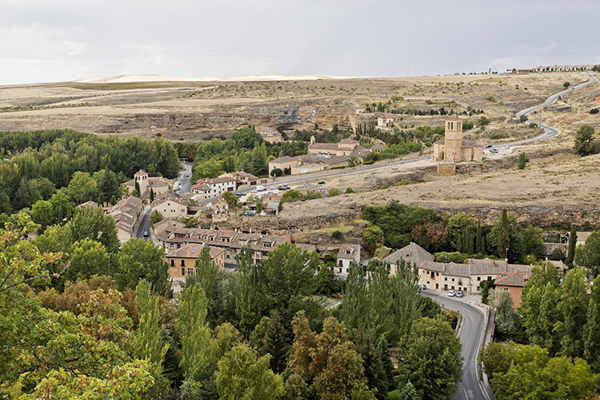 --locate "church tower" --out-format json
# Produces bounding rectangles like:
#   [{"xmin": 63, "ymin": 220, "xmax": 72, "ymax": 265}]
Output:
[
  {"xmin": 134, "ymin": 170, "xmax": 148, "ymax": 197},
  {"xmin": 444, "ymin": 117, "xmax": 463, "ymax": 161}
]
